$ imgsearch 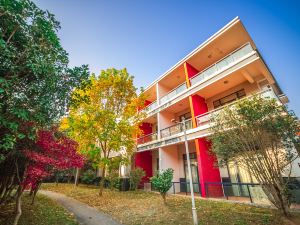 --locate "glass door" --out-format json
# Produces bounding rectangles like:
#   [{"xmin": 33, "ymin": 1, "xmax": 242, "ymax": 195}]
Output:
[{"xmin": 183, "ymin": 153, "xmax": 200, "ymax": 193}]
